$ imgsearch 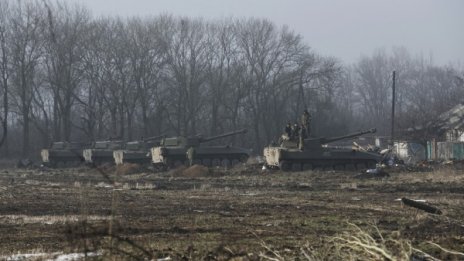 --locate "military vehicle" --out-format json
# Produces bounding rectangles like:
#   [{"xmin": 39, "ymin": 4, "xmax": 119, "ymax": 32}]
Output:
[
  {"xmin": 41, "ymin": 142, "xmax": 88, "ymax": 167},
  {"xmin": 113, "ymin": 135, "xmax": 164, "ymax": 165},
  {"xmin": 151, "ymin": 129, "xmax": 250, "ymax": 170},
  {"xmin": 83, "ymin": 140, "xmax": 125, "ymax": 165},
  {"xmin": 264, "ymin": 128, "xmax": 382, "ymax": 171}
]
